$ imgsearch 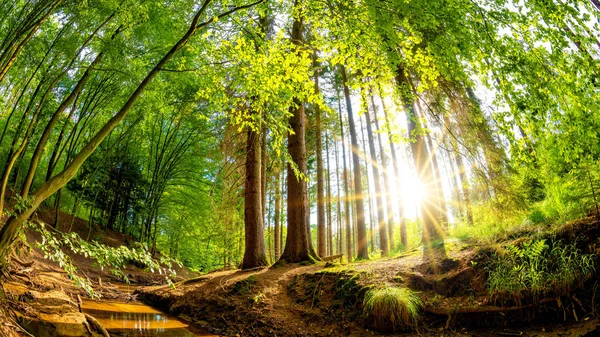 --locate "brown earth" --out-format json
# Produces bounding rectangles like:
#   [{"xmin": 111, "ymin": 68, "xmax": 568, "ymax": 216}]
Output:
[
  {"xmin": 137, "ymin": 217, "xmax": 600, "ymax": 337},
  {"xmin": 1, "ymin": 205, "xmax": 600, "ymax": 337},
  {"xmin": 0, "ymin": 204, "xmax": 196, "ymax": 336}
]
